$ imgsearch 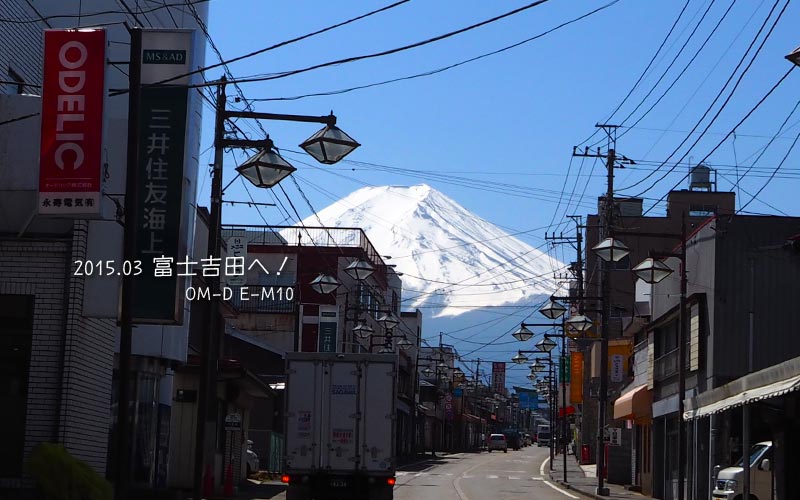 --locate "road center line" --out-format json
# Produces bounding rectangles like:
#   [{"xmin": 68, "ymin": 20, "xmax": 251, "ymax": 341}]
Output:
[{"xmin": 453, "ymin": 452, "xmax": 503, "ymax": 500}]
